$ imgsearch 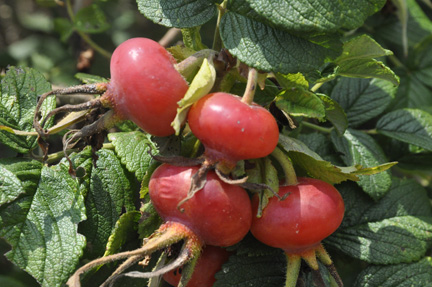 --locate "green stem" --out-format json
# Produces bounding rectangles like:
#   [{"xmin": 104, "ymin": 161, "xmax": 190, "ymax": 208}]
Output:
[
  {"xmin": 33, "ymin": 143, "xmax": 114, "ymax": 164},
  {"xmin": 212, "ymin": 1, "xmax": 227, "ymax": 51},
  {"xmin": 301, "ymin": 121, "xmax": 333, "ymax": 134},
  {"xmin": 190, "ymin": 138, "xmax": 201, "ymax": 158},
  {"xmin": 65, "ymin": 0, "xmax": 111, "ymax": 59},
  {"xmin": 310, "ymin": 82, "xmax": 324, "ymax": 93},
  {"xmin": 271, "ymin": 147, "xmax": 298, "ymax": 185},
  {"xmin": 285, "ymin": 253, "xmax": 301, "ymax": 287},
  {"xmin": 388, "ymin": 54, "xmax": 406, "ymax": 69},
  {"xmin": 241, "ymin": 68, "xmax": 258, "ymax": 105},
  {"xmin": 361, "ymin": 128, "xmax": 378, "ymax": 135}
]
